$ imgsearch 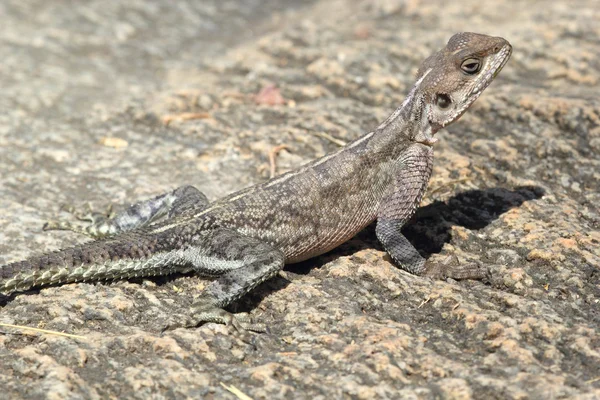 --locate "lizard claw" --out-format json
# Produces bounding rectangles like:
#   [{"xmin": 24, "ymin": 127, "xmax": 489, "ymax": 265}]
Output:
[
  {"xmin": 158, "ymin": 314, "xmax": 187, "ymax": 334},
  {"xmin": 43, "ymin": 203, "xmax": 116, "ymax": 237},
  {"xmin": 59, "ymin": 203, "xmax": 114, "ymax": 223},
  {"xmin": 424, "ymin": 256, "xmax": 489, "ymax": 281},
  {"xmin": 42, "ymin": 220, "xmax": 89, "ymax": 235},
  {"xmin": 160, "ymin": 304, "xmax": 266, "ymax": 344},
  {"xmin": 192, "ymin": 306, "xmax": 266, "ymax": 333}
]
